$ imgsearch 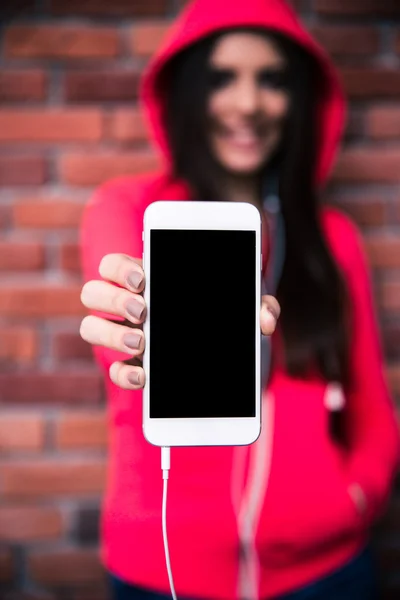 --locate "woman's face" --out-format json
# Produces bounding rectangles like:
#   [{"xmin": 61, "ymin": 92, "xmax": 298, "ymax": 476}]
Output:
[{"xmin": 208, "ymin": 32, "xmax": 290, "ymax": 176}]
